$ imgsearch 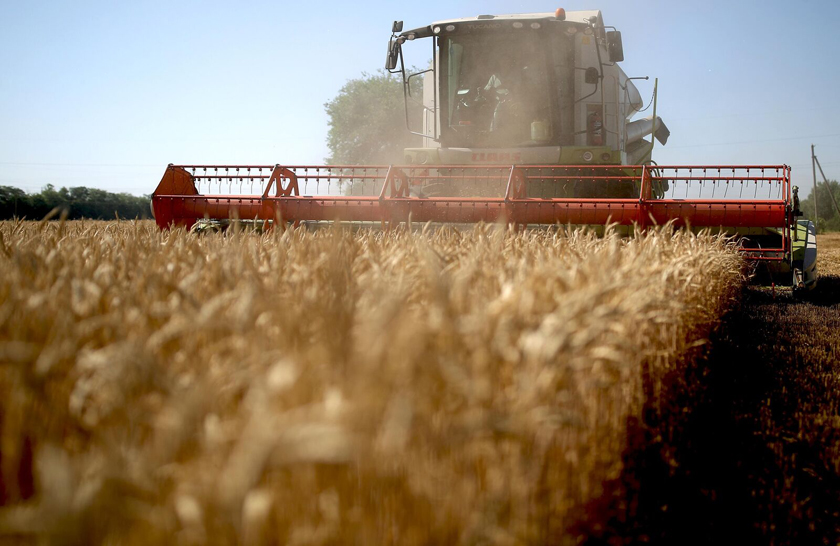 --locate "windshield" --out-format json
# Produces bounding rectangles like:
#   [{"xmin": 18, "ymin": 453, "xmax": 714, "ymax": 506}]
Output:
[{"xmin": 440, "ymin": 31, "xmax": 556, "ymax": 148}]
